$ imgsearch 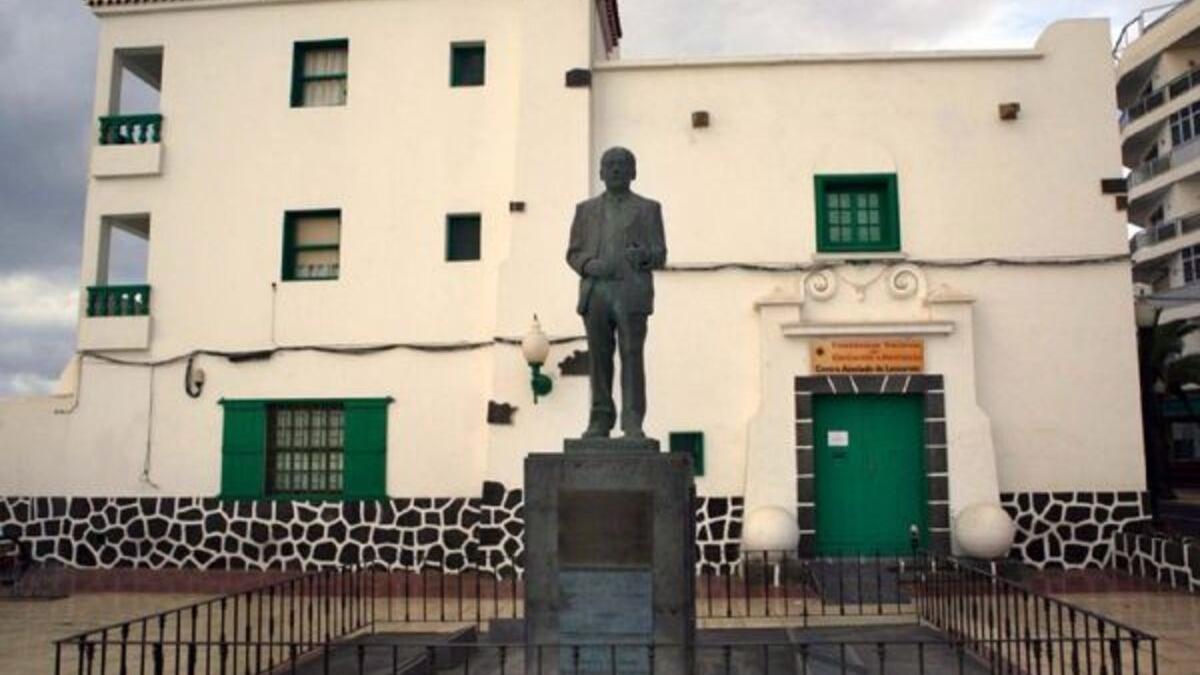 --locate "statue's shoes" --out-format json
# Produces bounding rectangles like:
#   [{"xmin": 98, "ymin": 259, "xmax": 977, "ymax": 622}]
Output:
[
  {"xmin": 582, "ymin": 427, "xmax": 611, "ymax": 438},
  {"xmin": 622, "ymin": 430, "xmax": 646, "ymax": 440}
]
